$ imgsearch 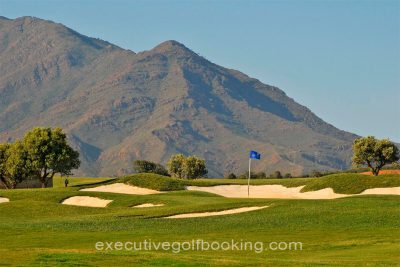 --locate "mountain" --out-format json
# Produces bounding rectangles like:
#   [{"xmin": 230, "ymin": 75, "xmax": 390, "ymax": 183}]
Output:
[{"xmin": 0, "ymin": 16, "xmax": 357, "ymax": 177}]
